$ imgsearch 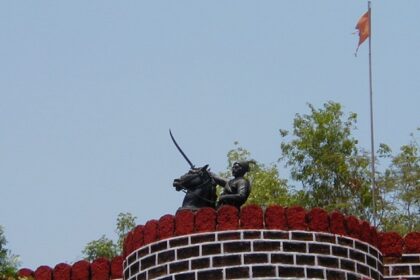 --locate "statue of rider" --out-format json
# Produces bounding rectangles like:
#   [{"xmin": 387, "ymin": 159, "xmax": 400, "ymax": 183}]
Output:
[{"xmin": 211, "ymin": 160, "xmax": 253, "ymax": 209}]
